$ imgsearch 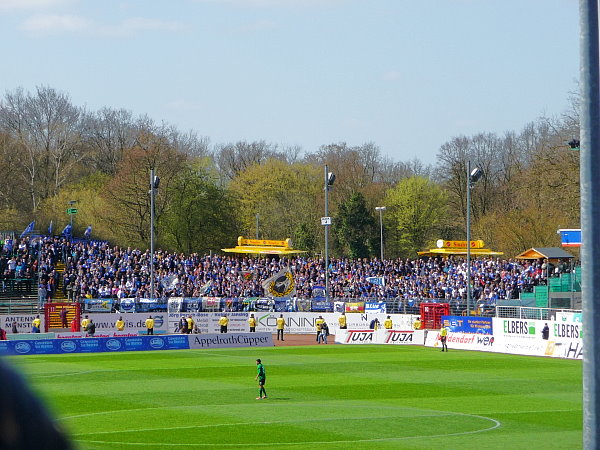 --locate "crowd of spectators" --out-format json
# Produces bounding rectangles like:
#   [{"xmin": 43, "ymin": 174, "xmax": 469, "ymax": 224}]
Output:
[{"xmin": 0, "ymin": 236, "xmax": 576, "ymax": 305}]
